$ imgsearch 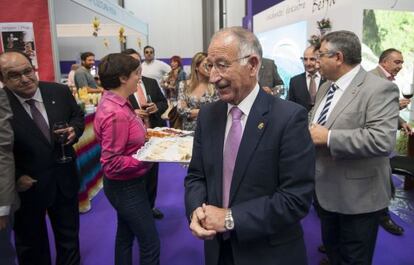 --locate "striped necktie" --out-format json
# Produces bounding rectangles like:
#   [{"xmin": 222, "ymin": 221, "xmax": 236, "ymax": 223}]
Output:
[{"xmin": 316, "ymin": 84, "xmax": 338, "ymax": 126}]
